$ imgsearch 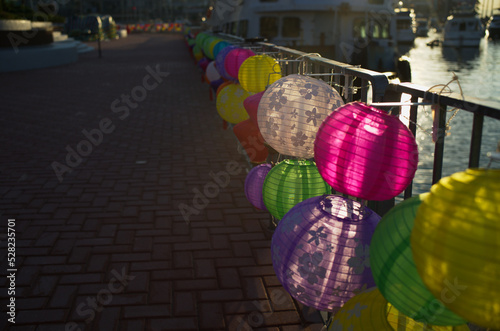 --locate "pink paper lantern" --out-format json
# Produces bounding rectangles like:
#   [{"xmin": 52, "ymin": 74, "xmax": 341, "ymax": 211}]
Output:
[
  {"xmin": 244, "ymin": 164, "xmax": 272, "ymax": 210},
  {"xmin": 224, "ymin": 48, "xmax": 255, "ymax": 80},
  {"xmin": 243, "ymin": 91, "xmax": 265, "ymax": 128},
  {"xmin": 314, "ymin": 102, "xmax": 418, "ymax": 201}
]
